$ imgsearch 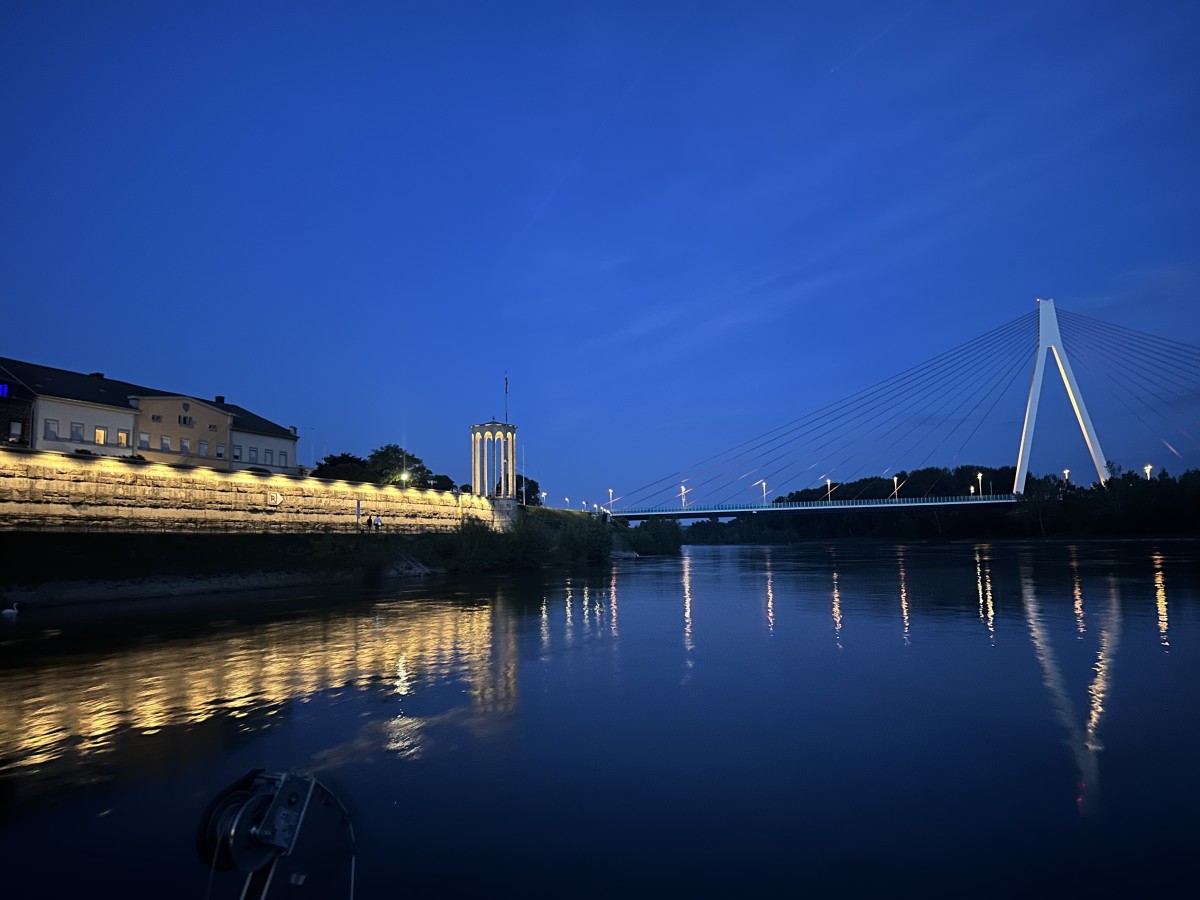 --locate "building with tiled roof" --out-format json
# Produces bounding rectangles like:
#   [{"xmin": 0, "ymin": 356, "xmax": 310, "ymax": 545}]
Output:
[{"xmin": 0, "ymin": 357, "xmax": 298, "ymax": 474}]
